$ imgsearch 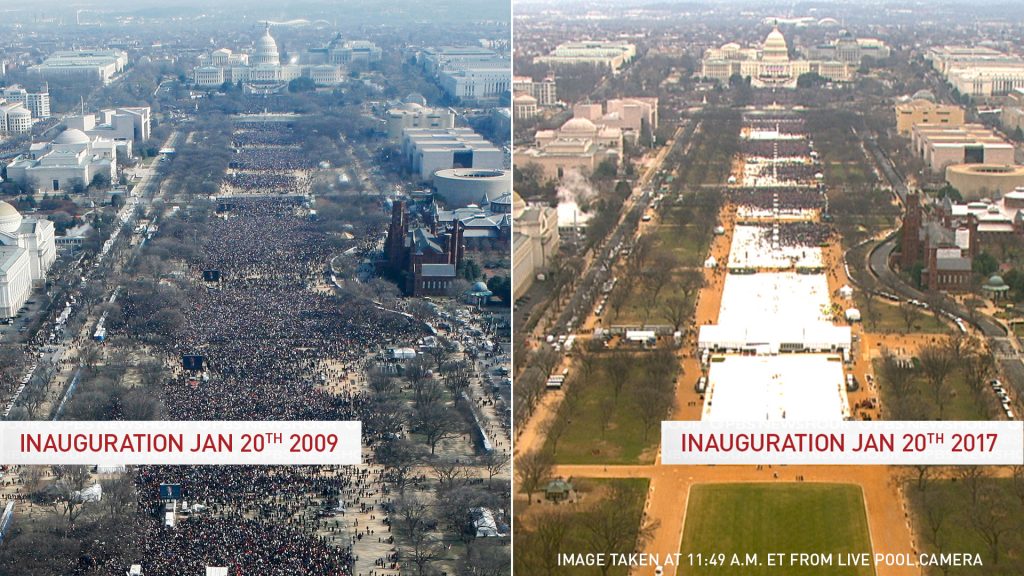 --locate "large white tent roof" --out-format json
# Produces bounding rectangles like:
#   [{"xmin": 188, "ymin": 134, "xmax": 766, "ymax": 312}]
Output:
[{"xmin": 703, "ymin": 355, "xmax": 849, "ymax": 421}]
